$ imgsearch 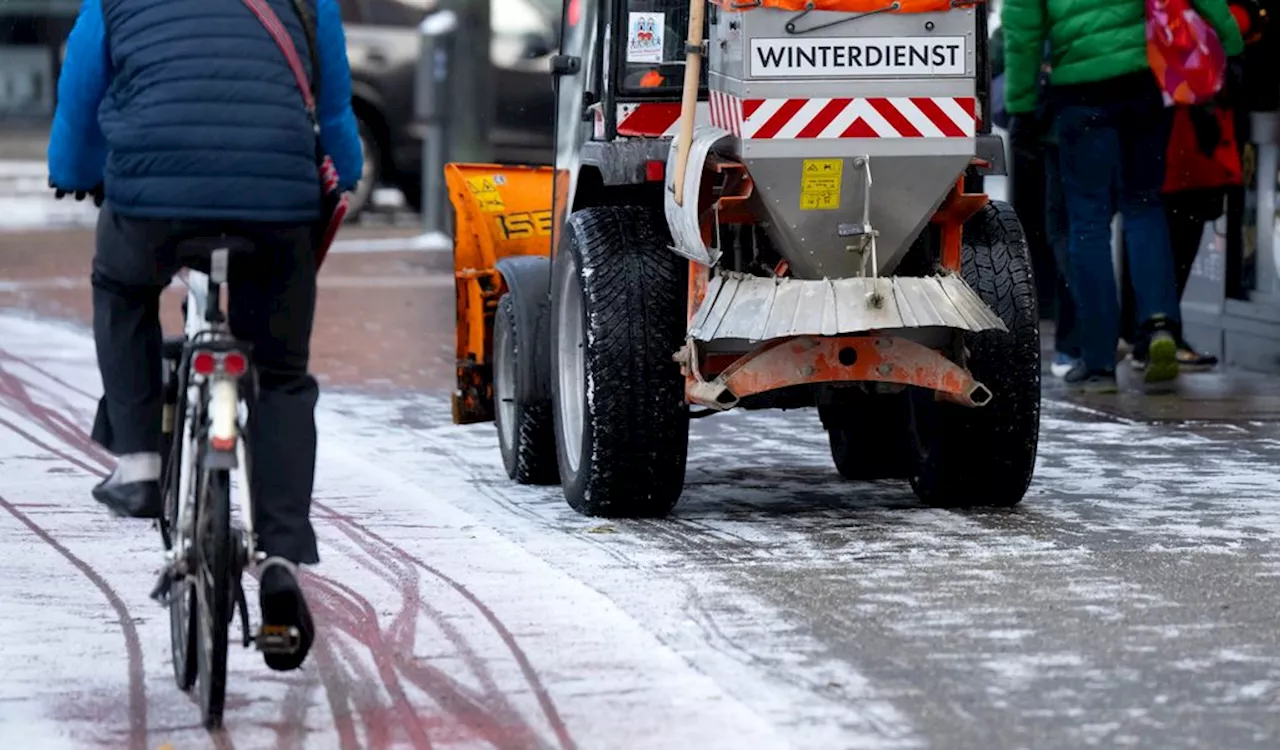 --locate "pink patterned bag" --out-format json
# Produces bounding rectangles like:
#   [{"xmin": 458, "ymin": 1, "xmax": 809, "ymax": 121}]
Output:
[{"xmin": 1146, "ymin": 0, "xmax": 1228, "ymax": 106}]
